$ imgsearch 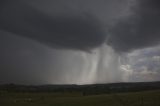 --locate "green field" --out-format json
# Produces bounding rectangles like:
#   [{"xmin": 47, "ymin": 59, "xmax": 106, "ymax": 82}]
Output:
[{"xmin": 0, "ymin": 90, "xmax": 160, "ymax": 106}]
